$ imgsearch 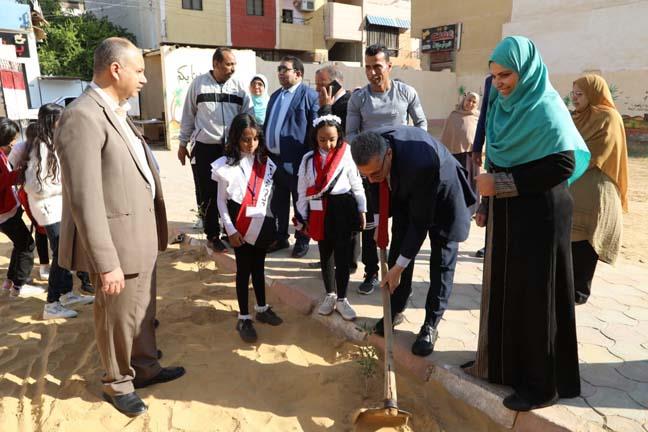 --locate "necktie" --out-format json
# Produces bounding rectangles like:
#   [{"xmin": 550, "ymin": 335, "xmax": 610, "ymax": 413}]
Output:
[
  {"xmin": 377, "ymin": 180, "xmax": 390, "ymax": 249},
  {"xmin": 268, "ymin": 91, "xmax": 285, "ymax": 151}
]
